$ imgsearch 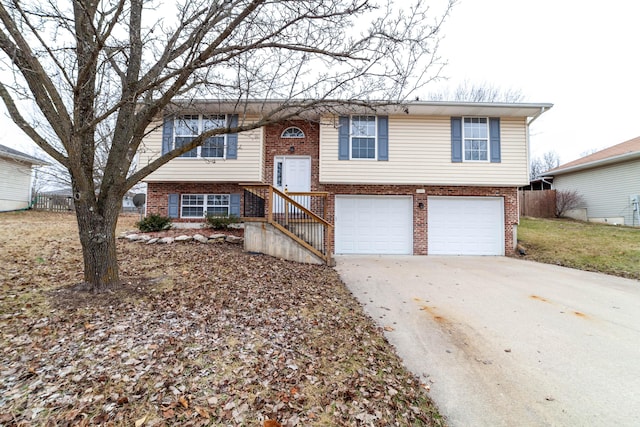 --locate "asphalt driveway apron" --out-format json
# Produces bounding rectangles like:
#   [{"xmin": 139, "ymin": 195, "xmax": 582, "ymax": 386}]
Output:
[{"xmin": 335, "ymin": 256, "xmax": 640, "ymax": 427}]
